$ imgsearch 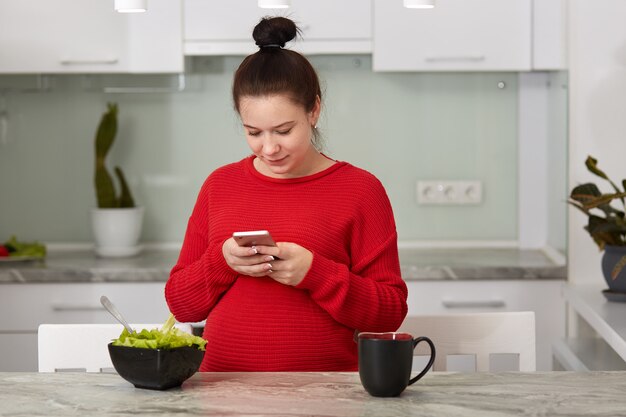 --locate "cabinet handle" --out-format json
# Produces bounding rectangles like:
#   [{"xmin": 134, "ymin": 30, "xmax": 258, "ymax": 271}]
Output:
[
  {"xmin": 51, "ymin": 303, "xmax": 106, "ymax": 312},
  {"xmin": 59, "ymin": 59, "xmax": 119, "ymax": 65},
  {"xmin": 424, "ymin": 55, "xmax": 485, "ymax": 63},
  {"xmin": 442, "ymin": 299, "xmax": 506, "ymax": 309}
]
